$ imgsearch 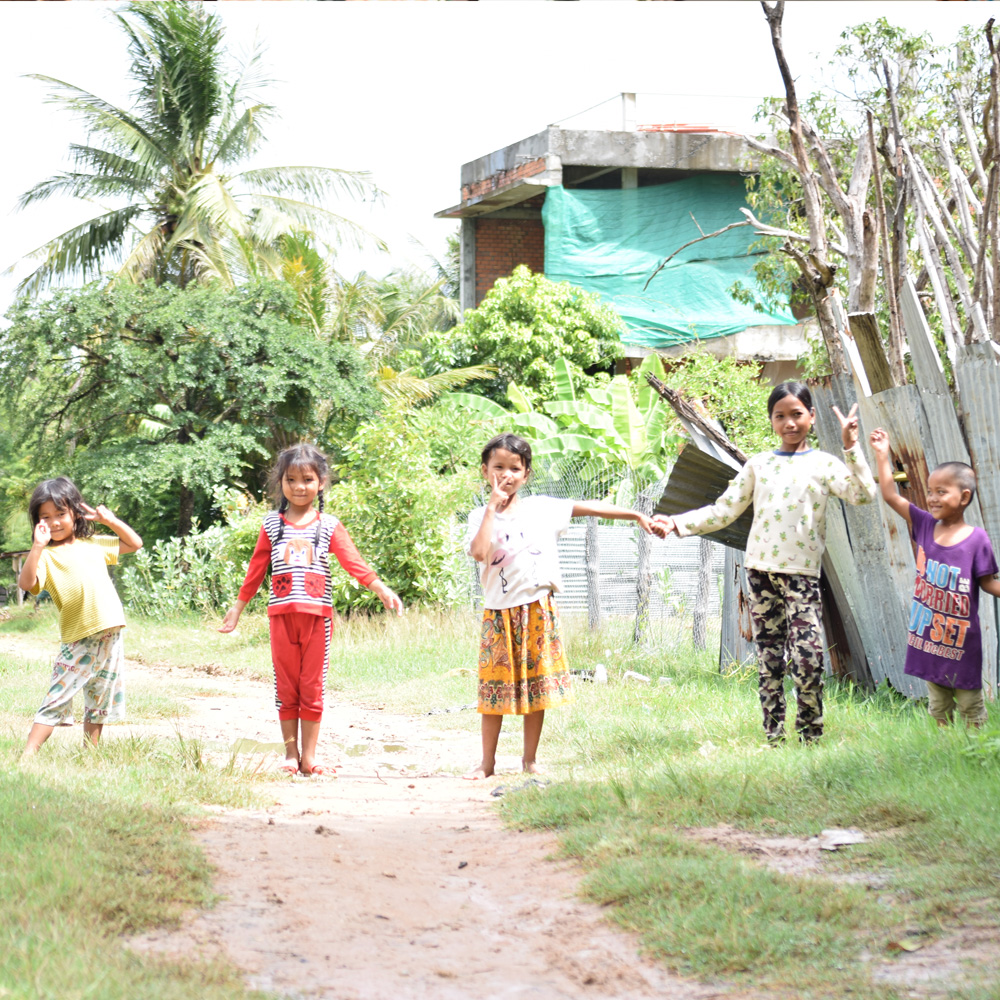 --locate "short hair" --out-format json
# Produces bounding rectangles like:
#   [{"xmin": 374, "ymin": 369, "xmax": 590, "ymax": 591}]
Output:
[
  {"xmin": 932, "ymin": 461, "xmax": 977, "ymax": 504},
  {"xmin": 28, "ymin": 477, "xmax": 94, "ymax": 539},
  {"xmin": 481, "ymin": 433, "xmax": 532, "ymax": 471},
  {"xmin": 767, "ymin": 381, "xmax": 814, "ymax": 418}
]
